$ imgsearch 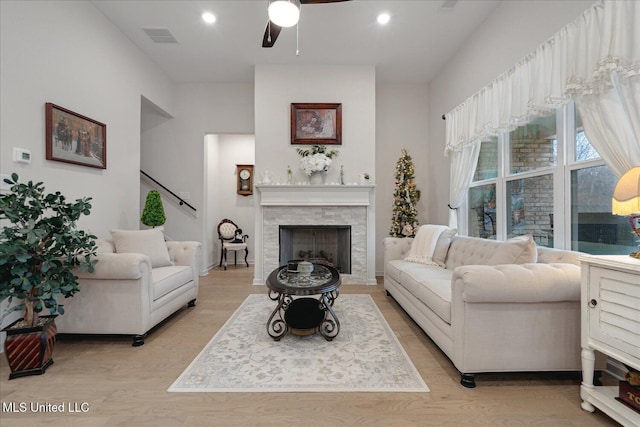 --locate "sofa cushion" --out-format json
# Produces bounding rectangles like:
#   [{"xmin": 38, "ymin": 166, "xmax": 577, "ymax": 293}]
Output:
[
  {"xmin": 386, "ymin": 259, "xmax": 410, "ymax": 285},
  {"xmin": 432, "ymin": 228, "xmax": 457, "ymax": 267},
  {"xmin": 401, "ymin": 266, "xmax": 453, "ymax": 324},
  {"xmin": 387, "ymin": 261, "xmax": 434, "ymax": 294},
  {"xmin": 487, "ymin": 234, "xmax": 537, "ymax": 265},
  {"xmin": 151, "ymin": 265, "xmax": 193, "ymax": 301},
  {"xmin": 110, "ymin": 228, "xmax": 173, "ymax": 268},
  {"xmin": 537, "ymin": 246, "xmax": 582, "ymax": 266}
]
